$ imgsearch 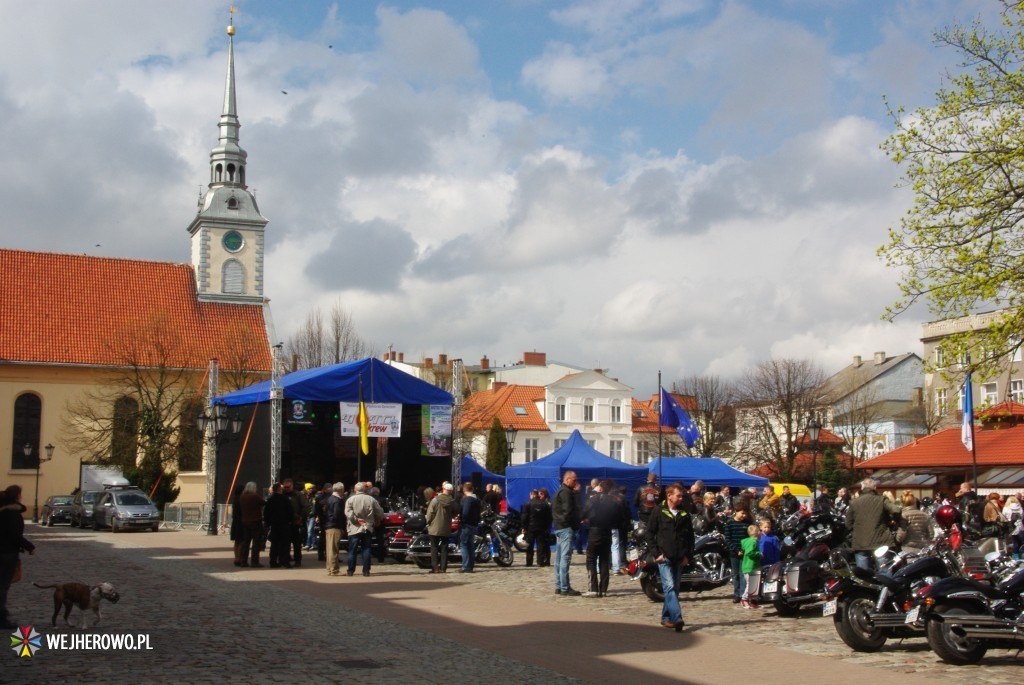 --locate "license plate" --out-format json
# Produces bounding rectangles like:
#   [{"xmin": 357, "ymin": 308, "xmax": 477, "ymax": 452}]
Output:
[
  {"xmin": 822, "ymin": 599, "xmax": 837, "ymax": 617},
  {"xmin": 626, "ymin": 549, "xmax": 639, "ymax": 562},
  {"xmin": 763, "ymin": 581, "xmax": 777, "ymax": 594},
  {"xmin": 905, "ymin": 606, "xmax": 920, "ymax": 624}
]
